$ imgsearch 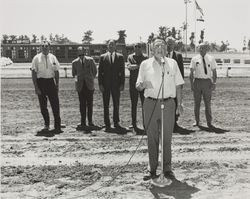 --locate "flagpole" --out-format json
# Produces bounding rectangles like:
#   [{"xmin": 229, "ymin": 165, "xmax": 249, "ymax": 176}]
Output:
[
  {"xmin": 194, "ymin": 0, "xmax": 197, "ymax": 53},
  {"xmin": 184, "ymin": 0, "xmax": 188, "ymax": 58}
]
